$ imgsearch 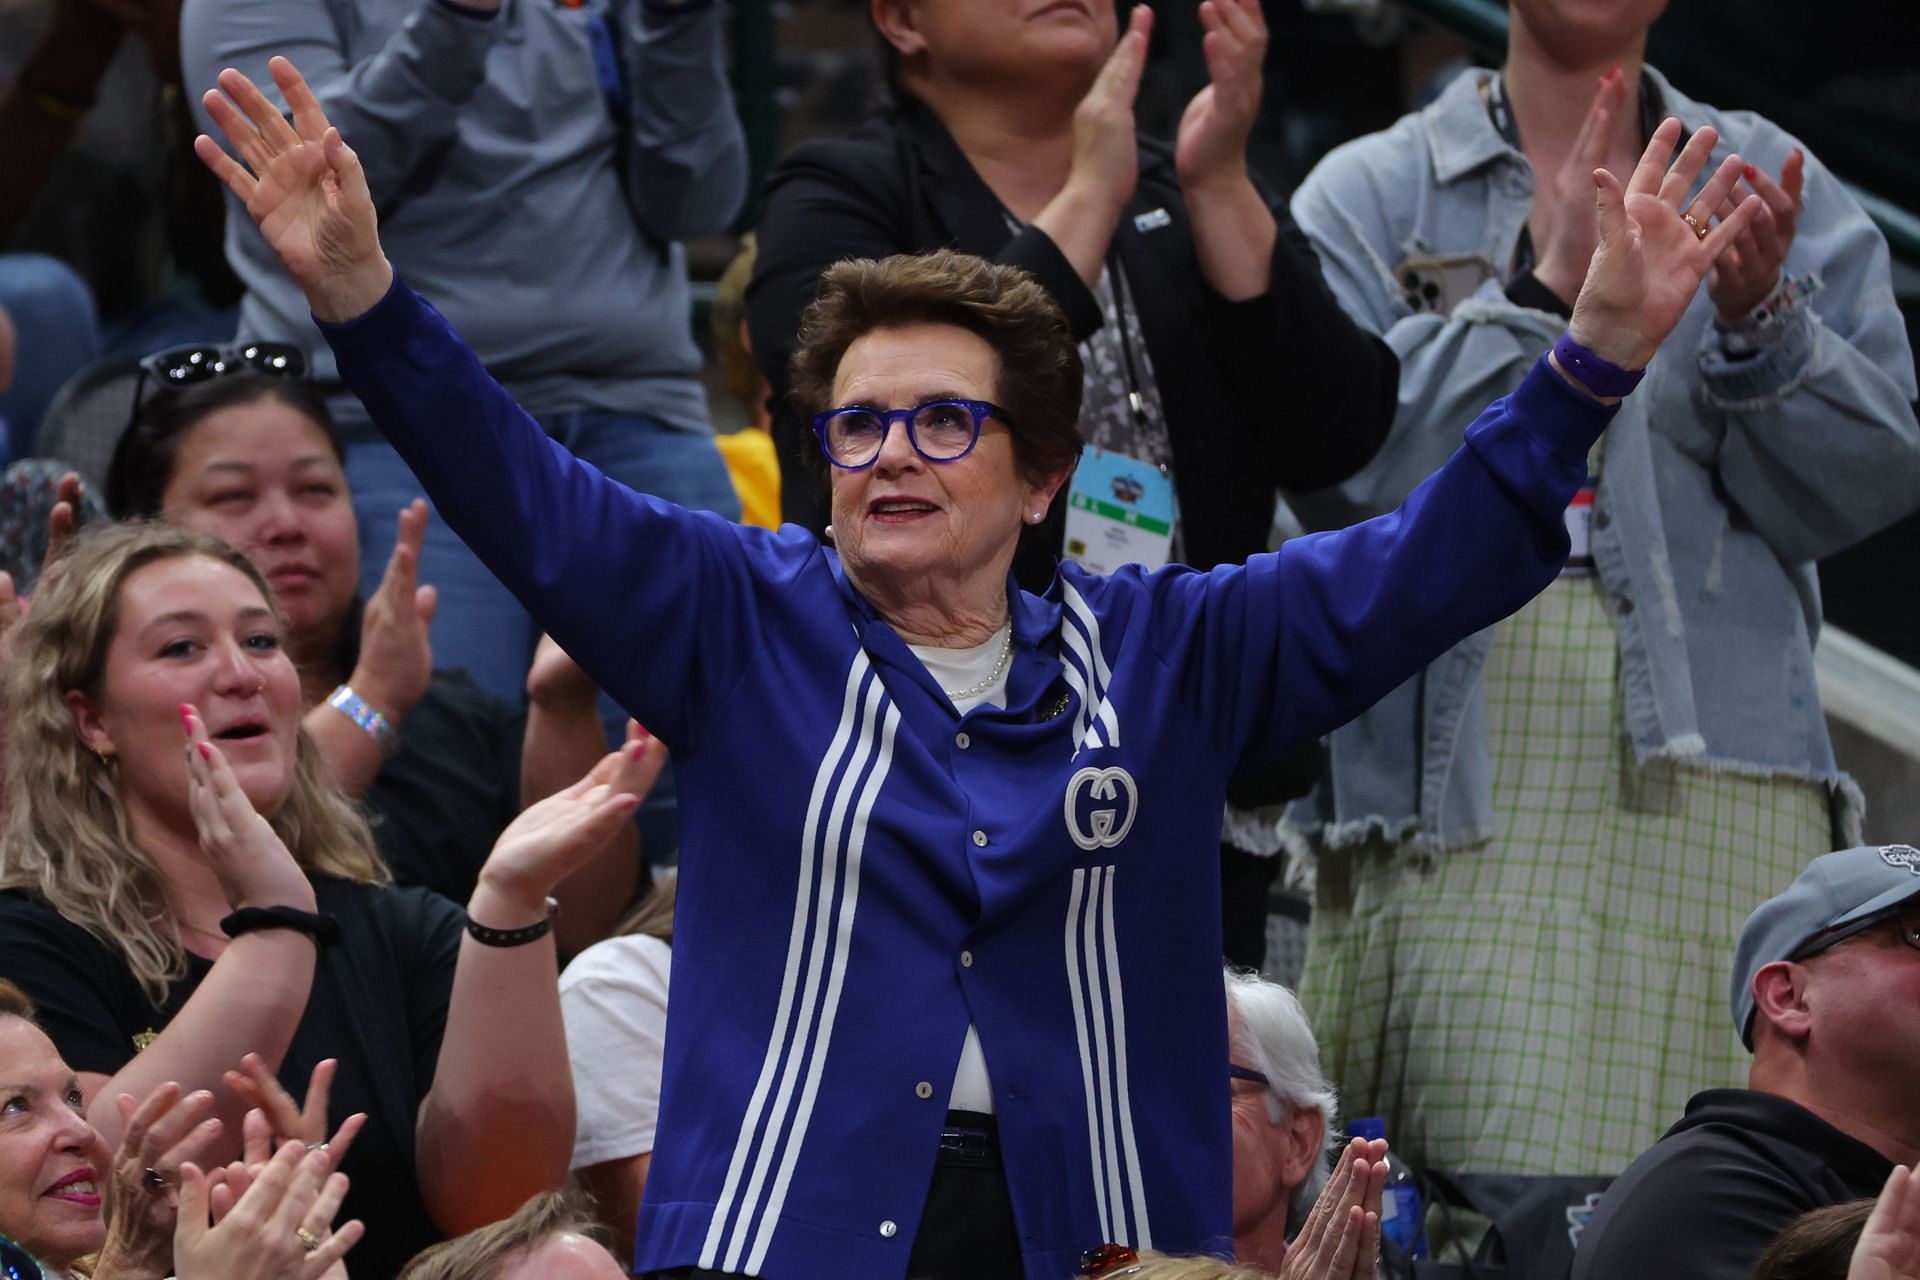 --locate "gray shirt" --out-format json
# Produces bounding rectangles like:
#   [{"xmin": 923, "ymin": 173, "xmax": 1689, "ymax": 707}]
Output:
[{"xmin": 181, "ymin": 0, "xmax": 747, "ymax": 428}]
